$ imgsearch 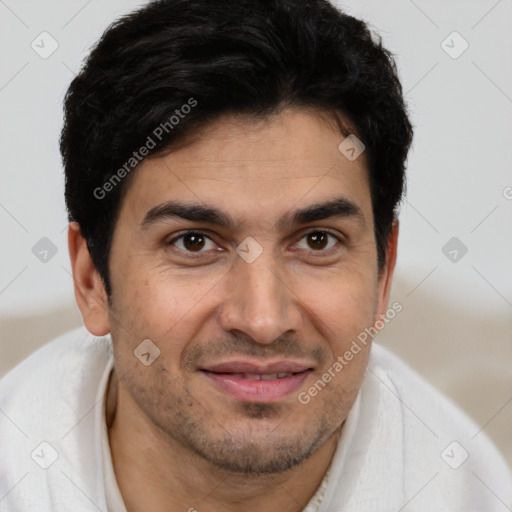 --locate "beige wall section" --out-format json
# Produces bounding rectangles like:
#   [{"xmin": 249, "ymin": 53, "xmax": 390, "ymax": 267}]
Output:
[{"xmin": 1, "ymin": 275, "xmax": 511, "ymax": 469}]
